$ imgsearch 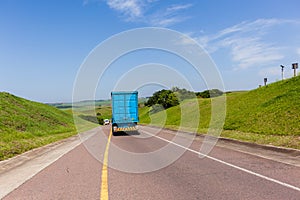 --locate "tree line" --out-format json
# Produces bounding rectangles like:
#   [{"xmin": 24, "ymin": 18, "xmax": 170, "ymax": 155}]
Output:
[{"xmin": 145, "ymin": 87, "xmax": 223, "ymax": 110}]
